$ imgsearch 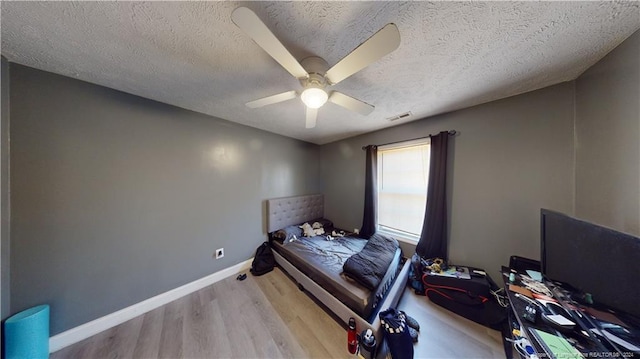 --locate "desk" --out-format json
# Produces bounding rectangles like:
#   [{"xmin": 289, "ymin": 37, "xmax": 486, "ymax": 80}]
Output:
[{"xmin": 501, "ymin": 268, "xmax": 638, "ymax": 358}]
